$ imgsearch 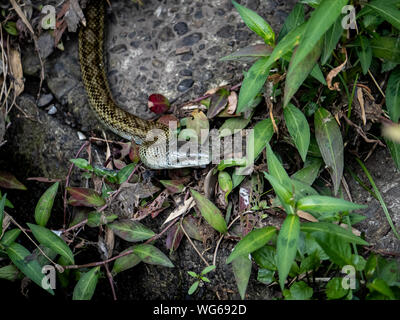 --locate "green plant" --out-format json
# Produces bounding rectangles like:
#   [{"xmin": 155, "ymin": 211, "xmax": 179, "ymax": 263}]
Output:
[{"xmin": 187, "ymin": 265, "xmax": 216, "ymax": 295}]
